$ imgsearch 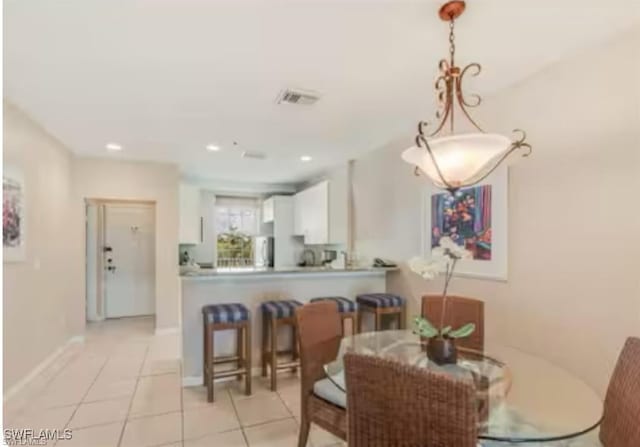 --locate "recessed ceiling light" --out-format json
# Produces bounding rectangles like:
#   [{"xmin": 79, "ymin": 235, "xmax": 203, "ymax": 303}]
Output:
[
  {"xmin": 300, "ymin": 155, "xmax": 312, "ymax": 162},
  {"xmin": 206, "ymin": 144, "xmax": 220, "ymax": 152},
  {"xmin": 105, "ymin": 143, "xmax": 122, "ymax": 151}
]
